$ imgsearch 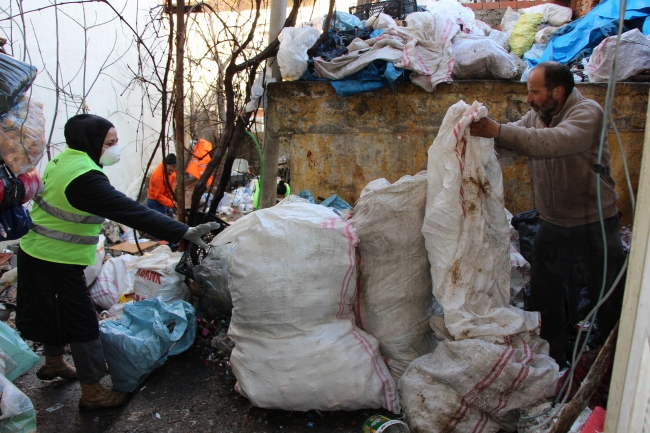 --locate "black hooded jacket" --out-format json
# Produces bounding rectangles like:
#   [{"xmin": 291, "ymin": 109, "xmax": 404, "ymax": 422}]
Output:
[{"xmin": 63, "ymin": 114, "xmax": 188, "ymax": 242}]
